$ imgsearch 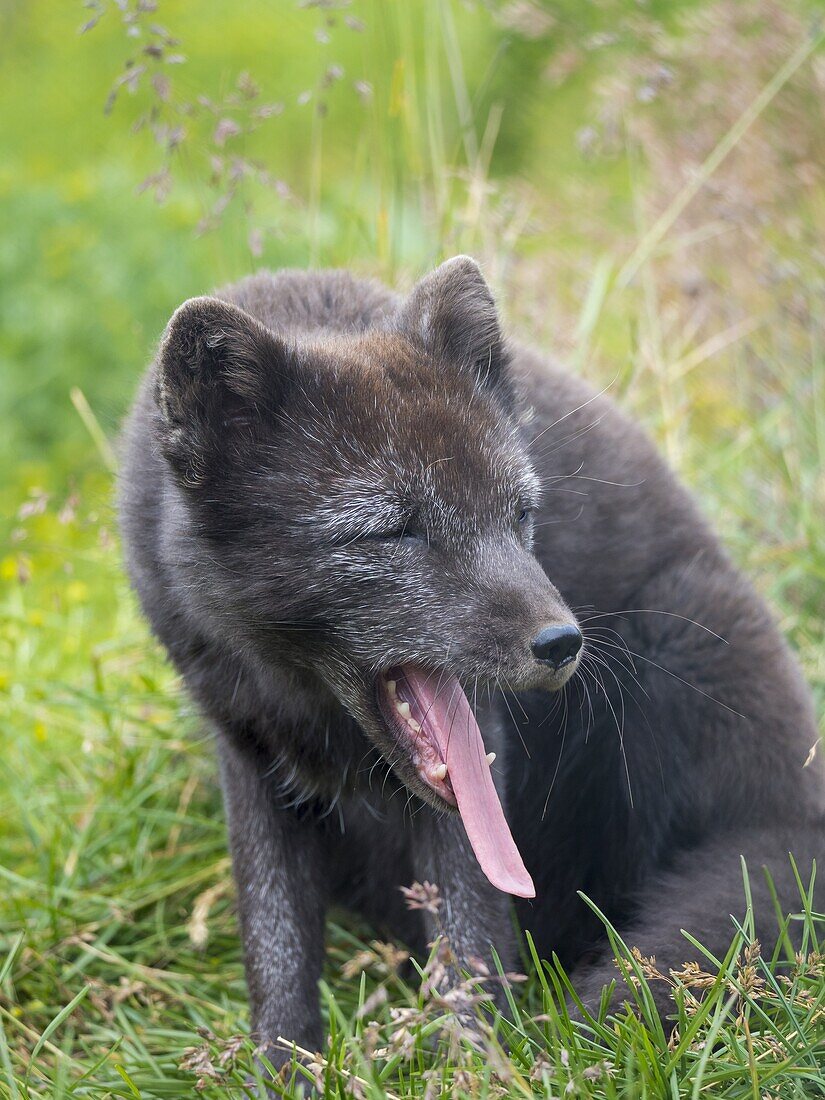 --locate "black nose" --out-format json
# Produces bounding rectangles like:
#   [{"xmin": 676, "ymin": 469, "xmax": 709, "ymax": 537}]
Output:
[{"xmin": 531, "ymin": 624, "xmax": 583, "ymax": 670}]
